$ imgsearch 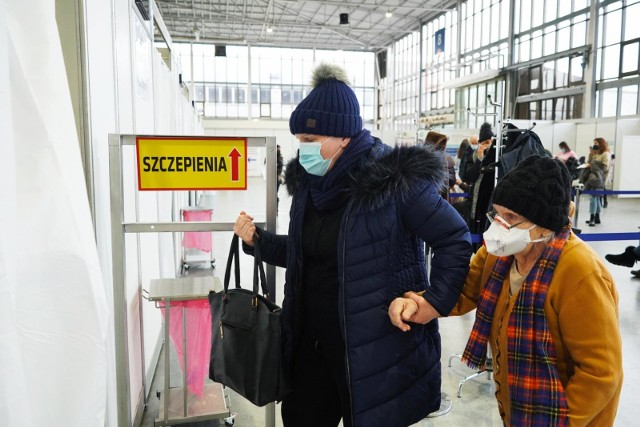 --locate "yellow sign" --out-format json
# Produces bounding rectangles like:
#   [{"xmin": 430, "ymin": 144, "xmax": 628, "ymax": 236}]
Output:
[{"xmin": 136, "ymin": 137, "xmax": 247, "ymax": 190}]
